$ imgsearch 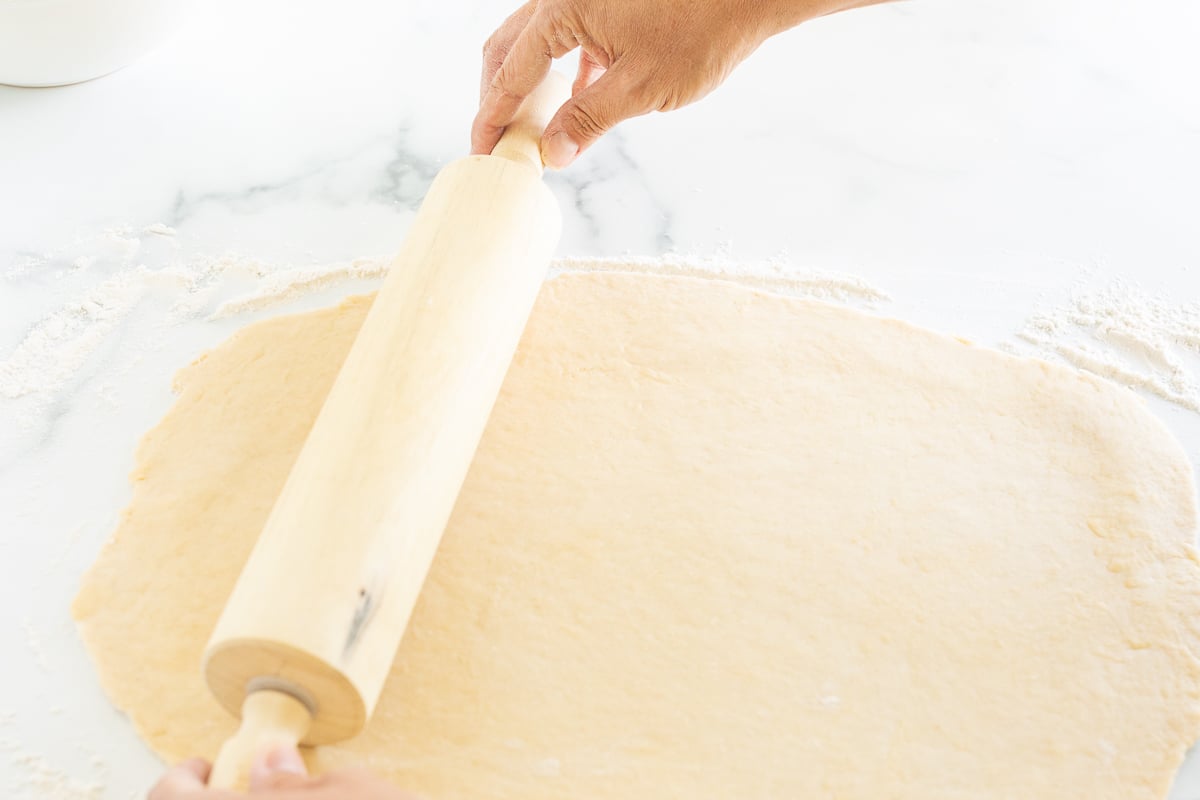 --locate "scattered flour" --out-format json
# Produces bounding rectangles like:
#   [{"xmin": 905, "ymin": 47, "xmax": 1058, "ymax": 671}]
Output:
[
  {"xmin": 1, "ymin": 244, "xmax": 378, "ymax": 424},
  {"xmin": 20, "ymin": 617, "xmax": 50, "ymax": 672},
  {"xmin": 551, "ymin": 253, "xmax": 890, "ymax": 306},
  {"xmin": 6, "ymin": 752, "xmax": 106, "ymax": 800},
  {"xmin": 4, "ymin": 228, "xmax": 1196, "ymax": 432},
  {"xmin": 1, "ymin": 234, "xmax": 887, "ymax": 427},
  {"xmin": 0, "ymin": 271, "xmax": 147, "ymax": 403},
  {"xmin": 209, "ymin": 251, "xmax": 889, "ymax": 318},
  {"xmin": 0, "ymin": 716, "xmax": 111, "ymax": 800},
  {"xmin": 211, "ymin": 256, "xmax": 389, "ymax": 318},
  {"xmin": 1015, "ymin": 282, "xmax": 1200, "ymax": 413},
  {"xmin": 141, "ymin": 223, "xmax": 177, "ymax": 238}
]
